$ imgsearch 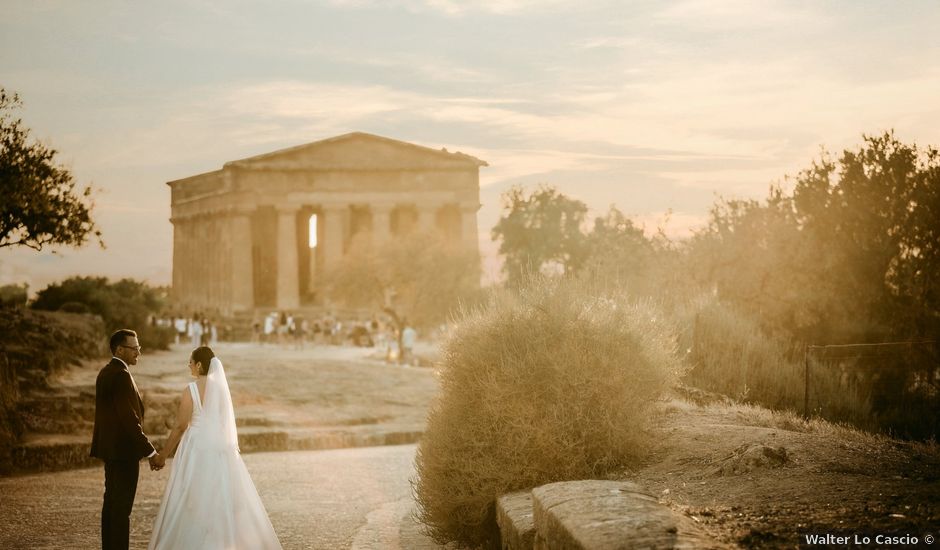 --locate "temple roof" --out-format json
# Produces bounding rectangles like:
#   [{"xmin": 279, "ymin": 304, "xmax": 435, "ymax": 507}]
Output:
[
  {"xmin": 225, "ymin": 132, "xmax": 488, "ymax": 169},
  {"xmin": 167, "ymin": 132, "xmax": 486, "ymax": 188}
]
